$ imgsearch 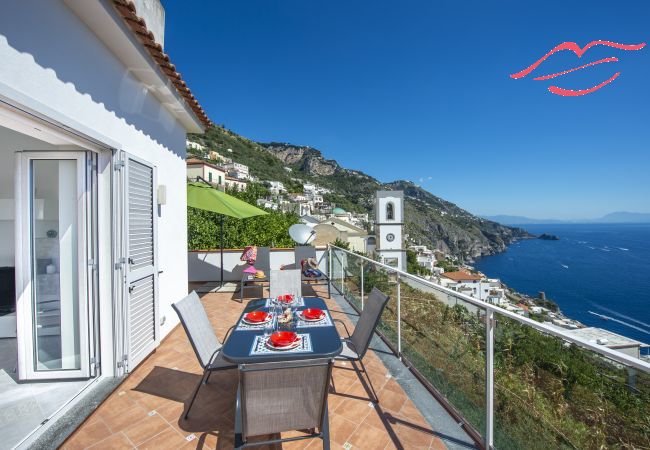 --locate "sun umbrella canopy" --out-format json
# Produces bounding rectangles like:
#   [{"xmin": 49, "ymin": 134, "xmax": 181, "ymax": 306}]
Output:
[
  {"xmin": 187, "ymin": 181, "xmax": 268, "ymax": 290},
  {"xmin": 187, "ymin": 182, "xmax": 268, "ymax": 219}
]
